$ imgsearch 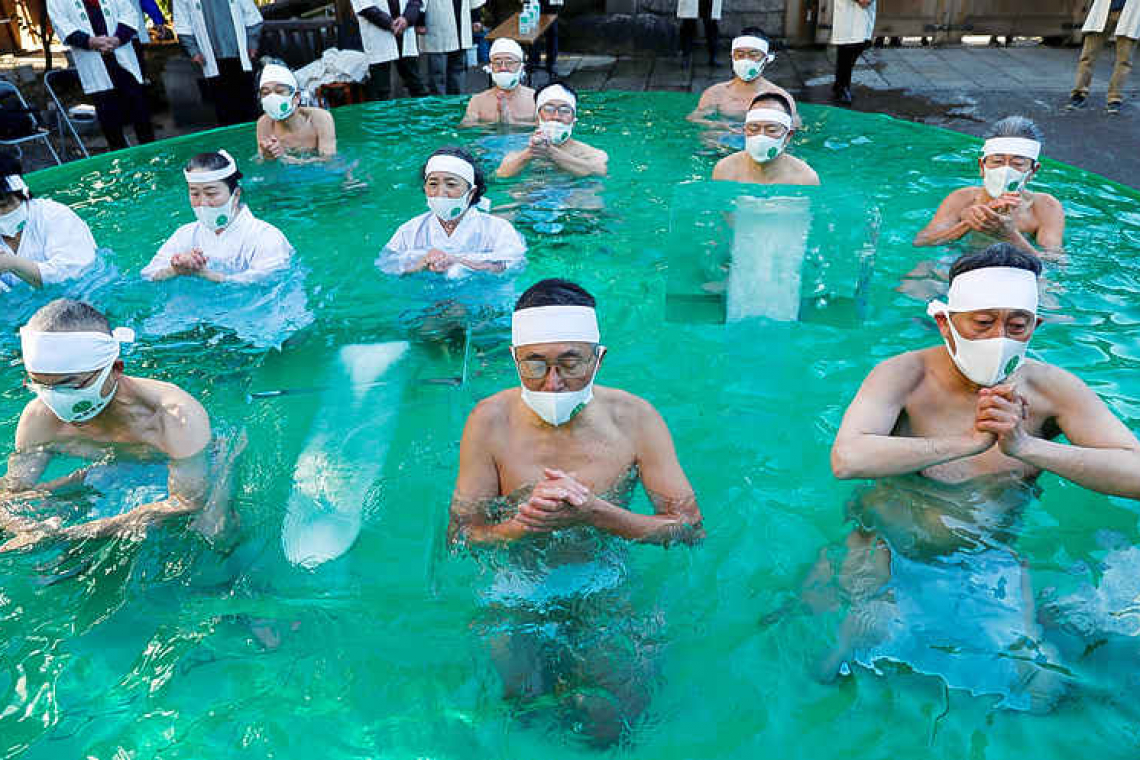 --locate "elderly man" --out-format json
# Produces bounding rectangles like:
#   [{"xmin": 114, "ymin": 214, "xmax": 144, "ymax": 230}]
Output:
[
  {"xmin": 449, "ymin": 277, "xmax": 702, "ymax": 745},
  {"xmin": 495, "ymin": 83, "xmax": 607, "ymax": 178},
  {"xmin": 1068, "ymin": 0, "xmax": 1138, "ymax": 114},
  {"xmin": 0, "ymin": 300, "xmax": 221, "ymax": 552},
  {"xmin": 460, "ymin": 38, "xmax": 536, "ymax": 126},
  {"xmin": 688, "ymin": 29, "xmax": 800, "ymax": 127},
  {"xmin": 46, "ymin": 0, "xmax": 155, "ymax": 150},
  {"xmin": 712, "ymin": 92, "xmax": 818, "ymax": 185},
  {"xmin": 255, "ymin": 64, "xmax": 337, "ymax": 160},
  {"xmin": 914, "ymin": 116, "xmax": 1064, "ymax": 257},
  {"xmin": 813, "ymin": 244, "xmax": 1140, "ymax": 709}
]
